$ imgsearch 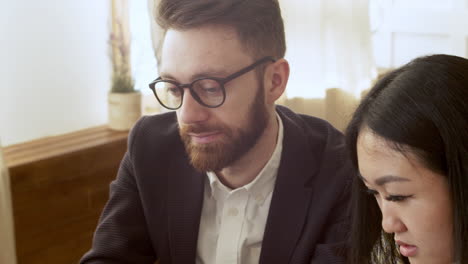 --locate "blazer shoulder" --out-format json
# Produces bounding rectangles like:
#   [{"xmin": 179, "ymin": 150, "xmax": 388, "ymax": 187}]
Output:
[
  {"xmin": 276, "ymin": 105, "xmax": 352, "ymax": 182},
  {"xmin": 276, "ymin": 105, "xmax": 344, "ymax": 148},
  {"xmin": 127, "ymin": 112, "xmax": 181, "ymax": 157}
]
